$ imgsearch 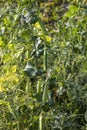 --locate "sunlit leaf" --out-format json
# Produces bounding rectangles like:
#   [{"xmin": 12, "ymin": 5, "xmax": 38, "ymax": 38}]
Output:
[
  {"xmin": 34, "ymin": 21, "xmax": 41, "ymax": 29},
  {"xmin": 7, "ymin": 43, "xmax": 14, "ymax": 50},
  {"xmin": 45, "ymin": 36, "xmax": 52, "ymax": 42}
]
